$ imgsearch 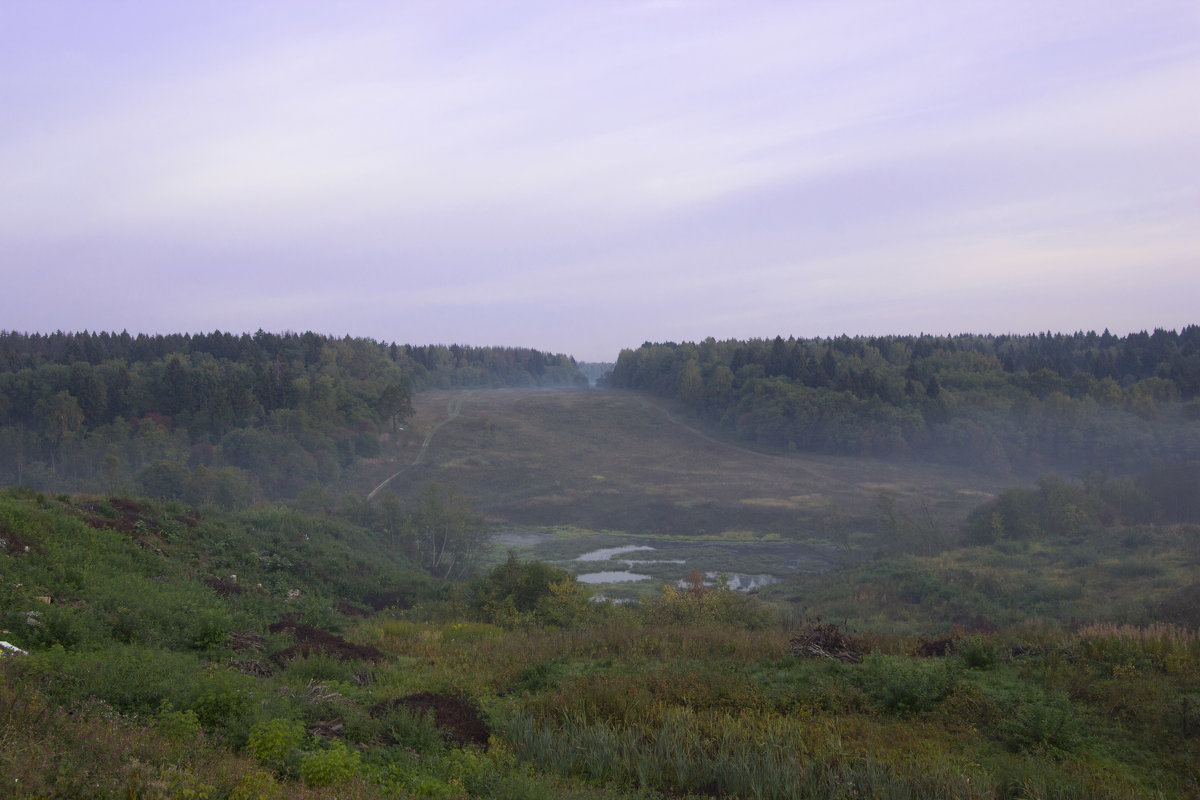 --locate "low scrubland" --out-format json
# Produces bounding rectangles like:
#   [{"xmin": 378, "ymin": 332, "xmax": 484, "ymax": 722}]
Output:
[{"xmin": 2, "ymin": 486, "xmax": 1199, "ymax": 798}]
